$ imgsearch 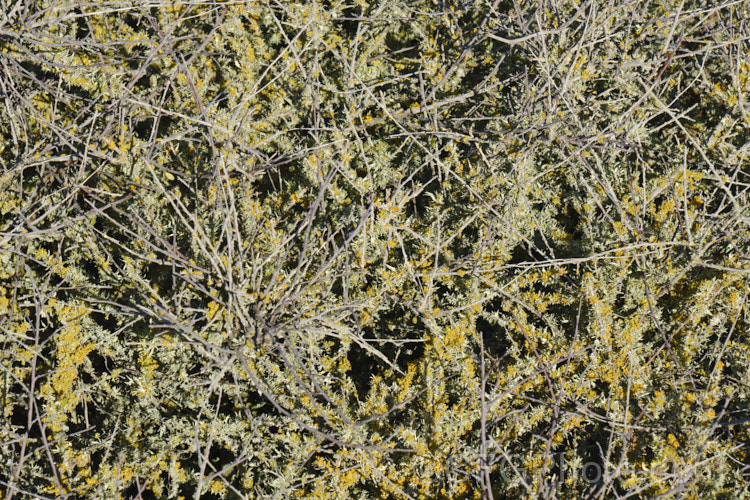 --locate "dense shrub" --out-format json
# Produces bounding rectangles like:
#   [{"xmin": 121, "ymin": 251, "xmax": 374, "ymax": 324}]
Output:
[{"xmin": 1, "ymin": 0, "xmax": 750, "ymax": 498}]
